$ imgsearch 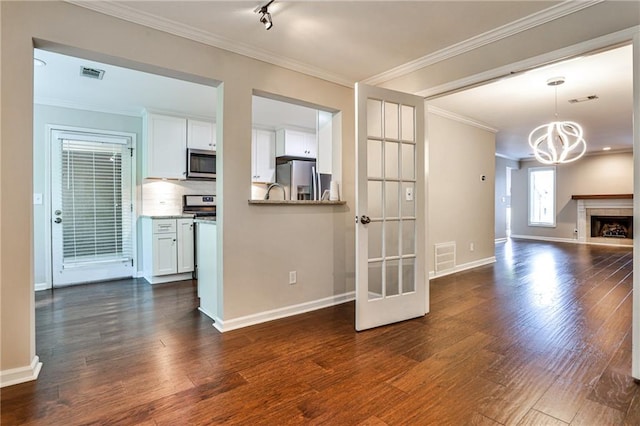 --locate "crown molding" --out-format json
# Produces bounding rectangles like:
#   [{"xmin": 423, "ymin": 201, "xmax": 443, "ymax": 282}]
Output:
[
  {"xmin": 362, "ymin": 0, "xmax": 603, "ymax": 86},
  {"xmin": 65, "ymin": 1, "xmax": 354, "ymax": 88},
  {"xmin": 495, "ymin": 152, "xmax": 520, "ymax": 162},
  {"xmin": 417, "ymin": 25, "xmax": 640, "ymax": 99},
  {"xmin": 426, "ymin": 105, "xmax": 498, "ymax": 133}
]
